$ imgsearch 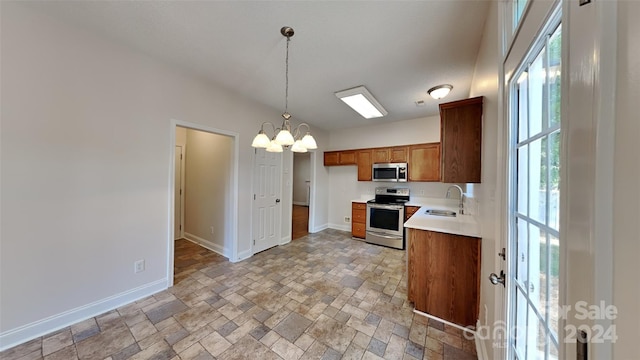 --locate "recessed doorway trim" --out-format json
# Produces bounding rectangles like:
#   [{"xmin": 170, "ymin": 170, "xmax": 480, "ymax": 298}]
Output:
[{"xmin": 167, "ymin": 119, "xmax": 240, "ymax": 287}]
